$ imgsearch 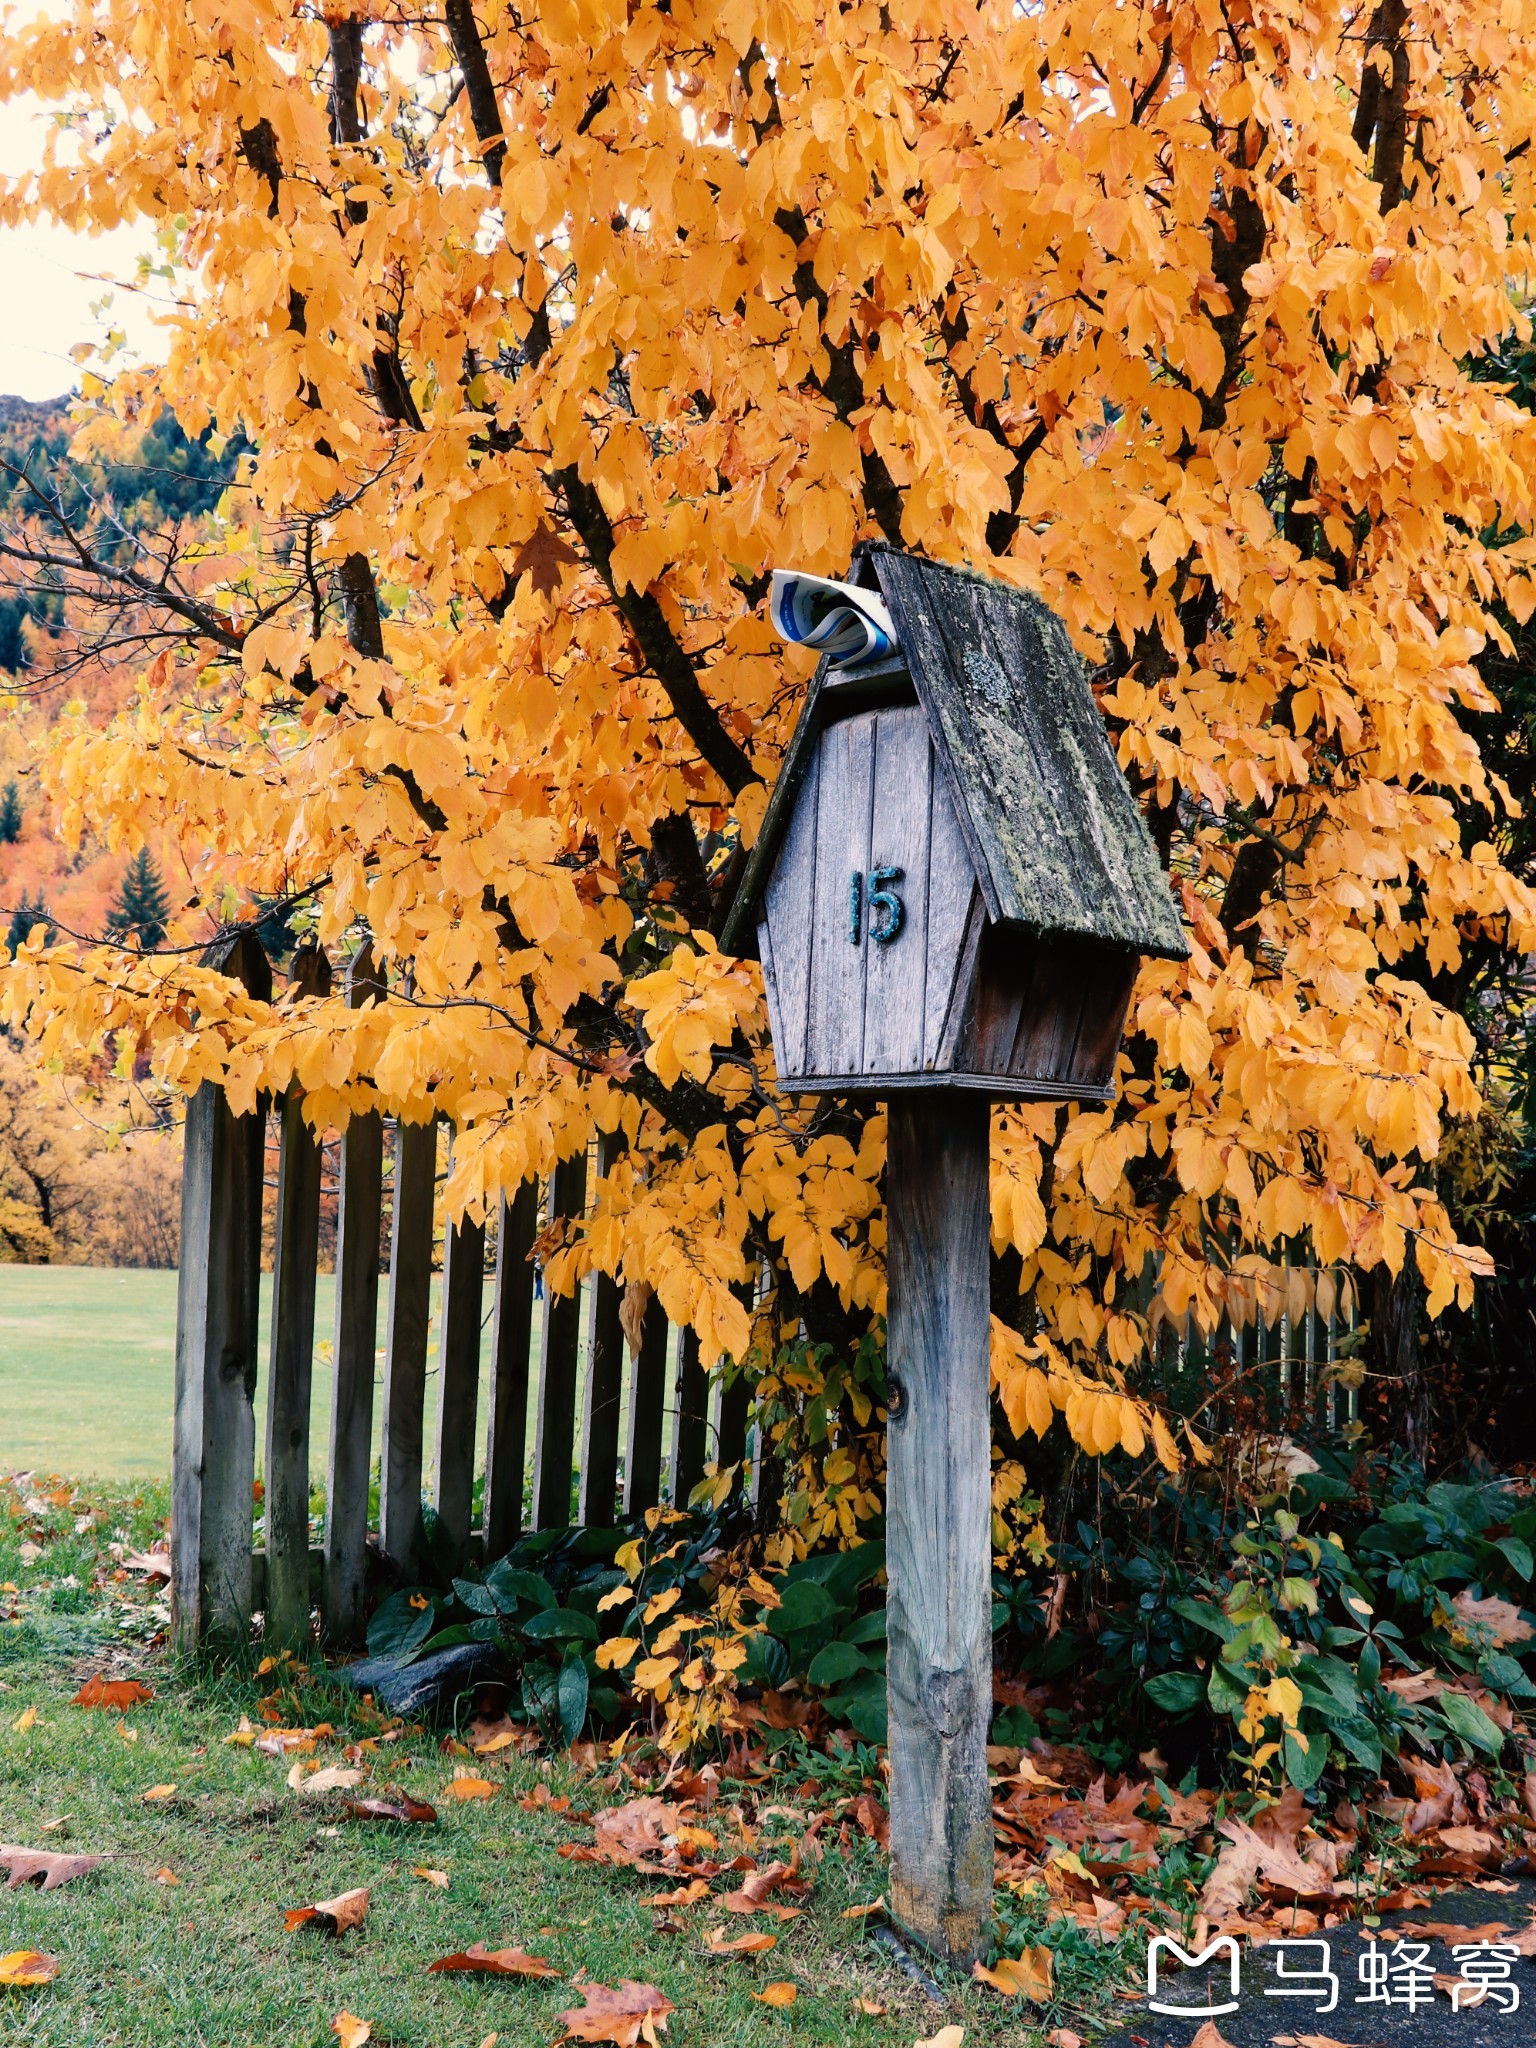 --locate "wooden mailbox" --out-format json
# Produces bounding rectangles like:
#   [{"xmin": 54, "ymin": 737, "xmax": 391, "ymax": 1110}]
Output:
[
  {"xmin": 729, "ymin": 544, "xmax": 1188, "ymax": 1094},
  {"xmin": 730, "ymin": 545, "xmax": 1187, "ymax": 1968}
]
